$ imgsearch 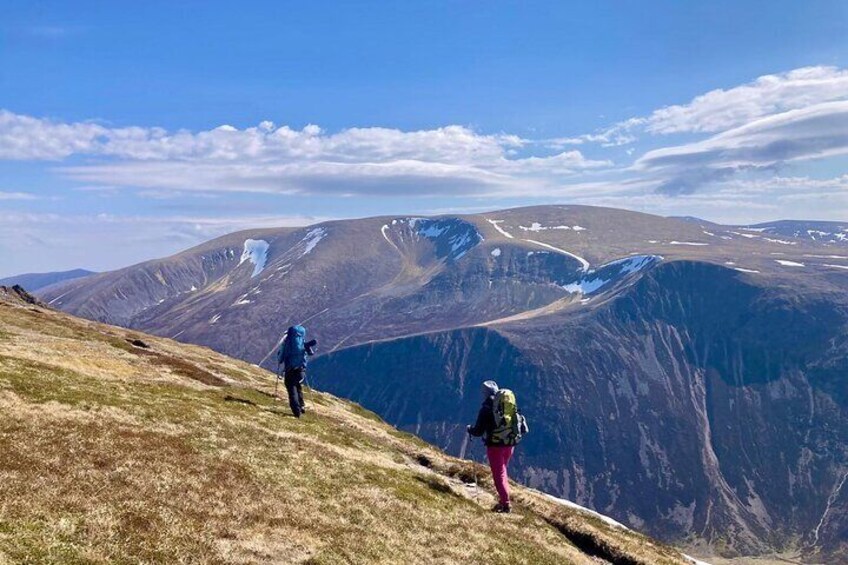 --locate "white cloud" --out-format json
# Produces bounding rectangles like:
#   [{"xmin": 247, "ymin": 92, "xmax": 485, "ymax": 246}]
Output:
[
  {"xmin": 636, "ymin": 101, "xmax": 848, "ymax": 193},
  {"xmin": 546, "ymin": 118, "xmax": 642, "ymax": 149},
  {"xmin": 0, "ymin": 111, "xmax": 609, "ymax": 197},
  {"xmin": 562, "ymin": 66, "xmax": 848, "ymax": 147},
  {"xmin": 644, "ymin": 66, "xmax": 848, "ymax": 134}
]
